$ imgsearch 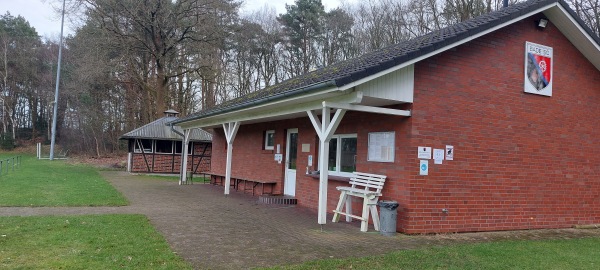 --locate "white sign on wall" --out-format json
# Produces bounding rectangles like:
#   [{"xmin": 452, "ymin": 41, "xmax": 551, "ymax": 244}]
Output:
[
  {"xmin": 446, "ymin": 145, "xmax": 454, "ymax": 160},
  {"xmin": 419, "ymin": 160, "xmax": 428, "ymax": 175},
  {"xmin": 433, "ymin": 149, "xmax": 444, "ymax": 164},
  {"xmin": 418, "ymin": 146, "xmax": 432, "ymax": 159},
  {"xmin": 368, "ymin": 132, "xmax": 395, "ymax": 162},
  {"xmin": 524, "ymin": 42, "xmax": 553, "ymax": 96}
]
